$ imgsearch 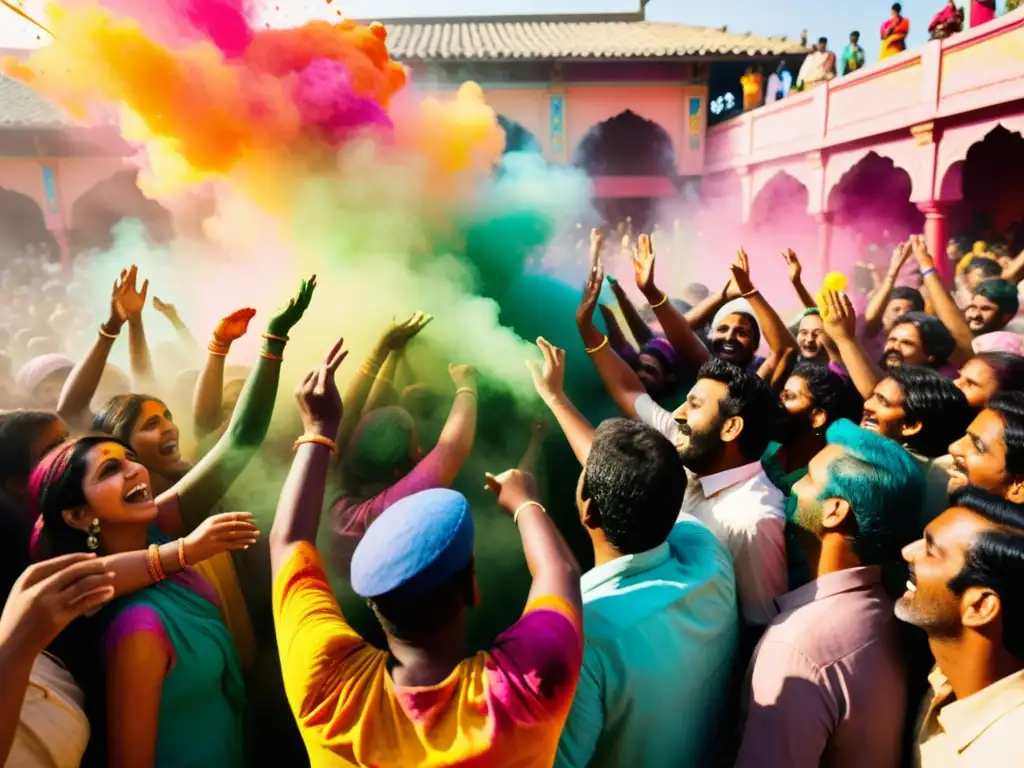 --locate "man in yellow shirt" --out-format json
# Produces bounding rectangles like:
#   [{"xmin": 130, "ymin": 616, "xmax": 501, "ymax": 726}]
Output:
[{"xmin": 269, "ymin": 342, "xmax": 584, "ymax": 767}]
